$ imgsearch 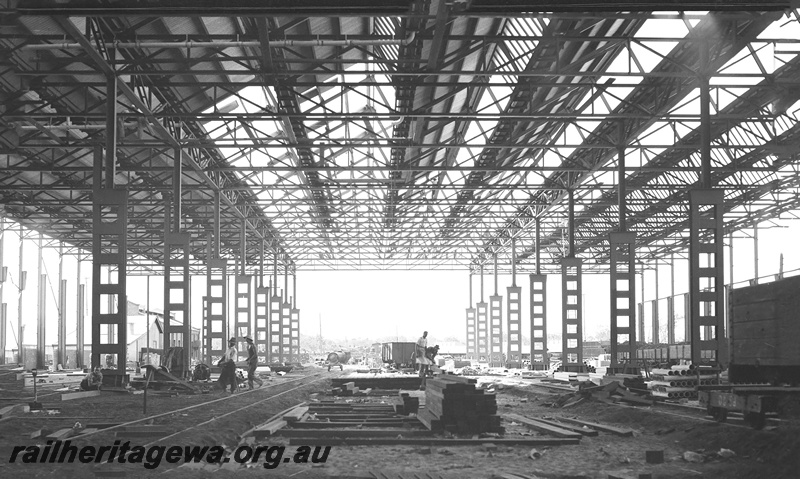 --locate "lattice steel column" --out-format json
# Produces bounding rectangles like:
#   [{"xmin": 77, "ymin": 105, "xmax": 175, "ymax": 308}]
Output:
[
  {"xmin": 529, "ymin": 274, "xmax": 548, "ymax": 370},
  {"xmin": 254, "ymin": 284, "xmax": 269, "ymax": 365},
  {"xmin": 561, "ymin": 258, "xmax": 583, "ymax": 372},
  {"xmin": 289, "ymin": 305, "xmax": 300, "ymax": 364},
  {"xmin": 476, "ymin": 300, "xmax": 488, "ymax": 362},
  {"xmin": 506, "ymin": 285, "xmax": 521, "ymax": 367},
  {"xmin": 689, "ymin": 189, "xmax": 725, "ymax": 365},
  {"xmin": 234, "ymin": 275, "xmax": 252, "ymax": 362},
  {"xmin": 91, "ymin": 189, "xmax": 127, "ymax": 375},
  {"xmin": 280, "ymin": 298, "xmax": 292, "ymax": 363},
  {"xmin": 164, "ymin": 232, "xmax": 191, "ymax": 376},
  {"xmin": 0, "ymin": 214, "xmax": 4, "ymax": 366},
  {"xmin": 609, "ymin": 232, "xmax": 636, "ymax": 371},
  {"xmin": 489, "ymin": 293, "xmax": 503, "ymax": 367},
  {"xmin": 466, "ymin": 274, "xmax": 476, "ymax": 360},
  {"xmin": 205, "ymin": 259, "xmax": 227, "ymax": 366},
  {"xmin": 269, "ymin": 289, "xmax": 282, "ymax": 364}
]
